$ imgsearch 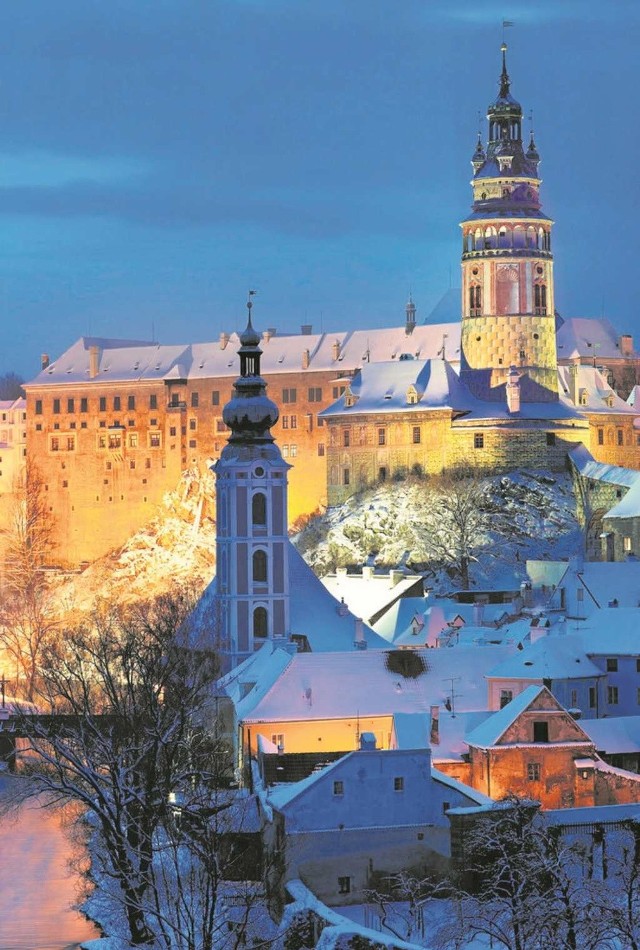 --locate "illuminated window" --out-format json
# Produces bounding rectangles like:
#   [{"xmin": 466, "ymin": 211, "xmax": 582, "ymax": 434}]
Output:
[
  {"xmin": 474, "ymin": 433, "xmax": 484, "ymax": 449},
  {"xmin": 149, "ymin": 432, "xmax": 161, "ymax": 448},
  {"xmin": 412, "ymin": 426, "xmax": 421, "ymax": 444},
  {"xmin": 527, "ymin": 763, "xmax": 541, "ymax": 782}
]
